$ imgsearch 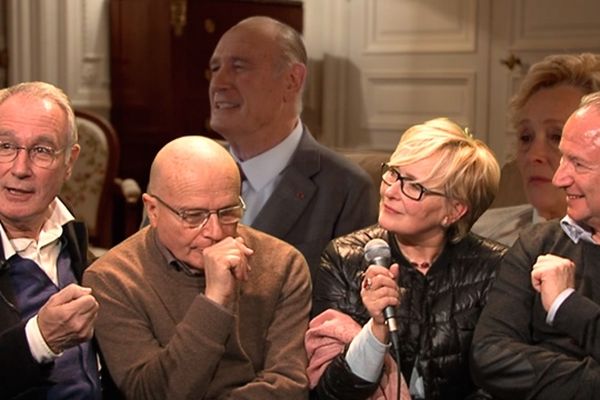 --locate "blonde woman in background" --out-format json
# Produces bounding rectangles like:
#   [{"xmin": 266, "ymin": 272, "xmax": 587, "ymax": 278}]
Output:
[{"xmin": 473, "ymin": 53, "xmax": 600, "ymax": 245}]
